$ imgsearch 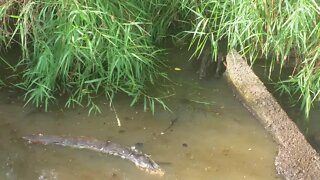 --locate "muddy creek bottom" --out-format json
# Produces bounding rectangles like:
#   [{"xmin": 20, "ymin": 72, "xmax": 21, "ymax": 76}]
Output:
[{"xmin": 0, "ymin": 45, "xmax": 280, "ymax": 180}]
